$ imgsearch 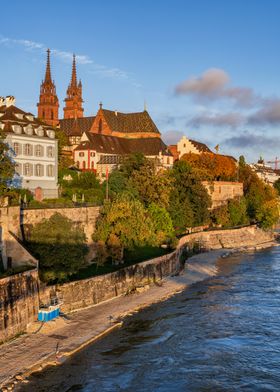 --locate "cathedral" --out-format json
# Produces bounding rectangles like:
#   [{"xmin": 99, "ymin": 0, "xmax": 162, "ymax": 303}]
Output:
[{"xmin": 37, "ymin": 50, "xmax": 173, "ymax": 176}]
